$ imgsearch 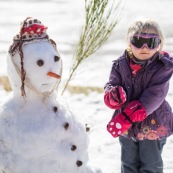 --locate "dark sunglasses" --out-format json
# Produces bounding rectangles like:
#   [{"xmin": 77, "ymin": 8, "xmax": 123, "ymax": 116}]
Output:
[{"xmin": 130, "ymin": 33, "xmax": 161, "ymax": 50}]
